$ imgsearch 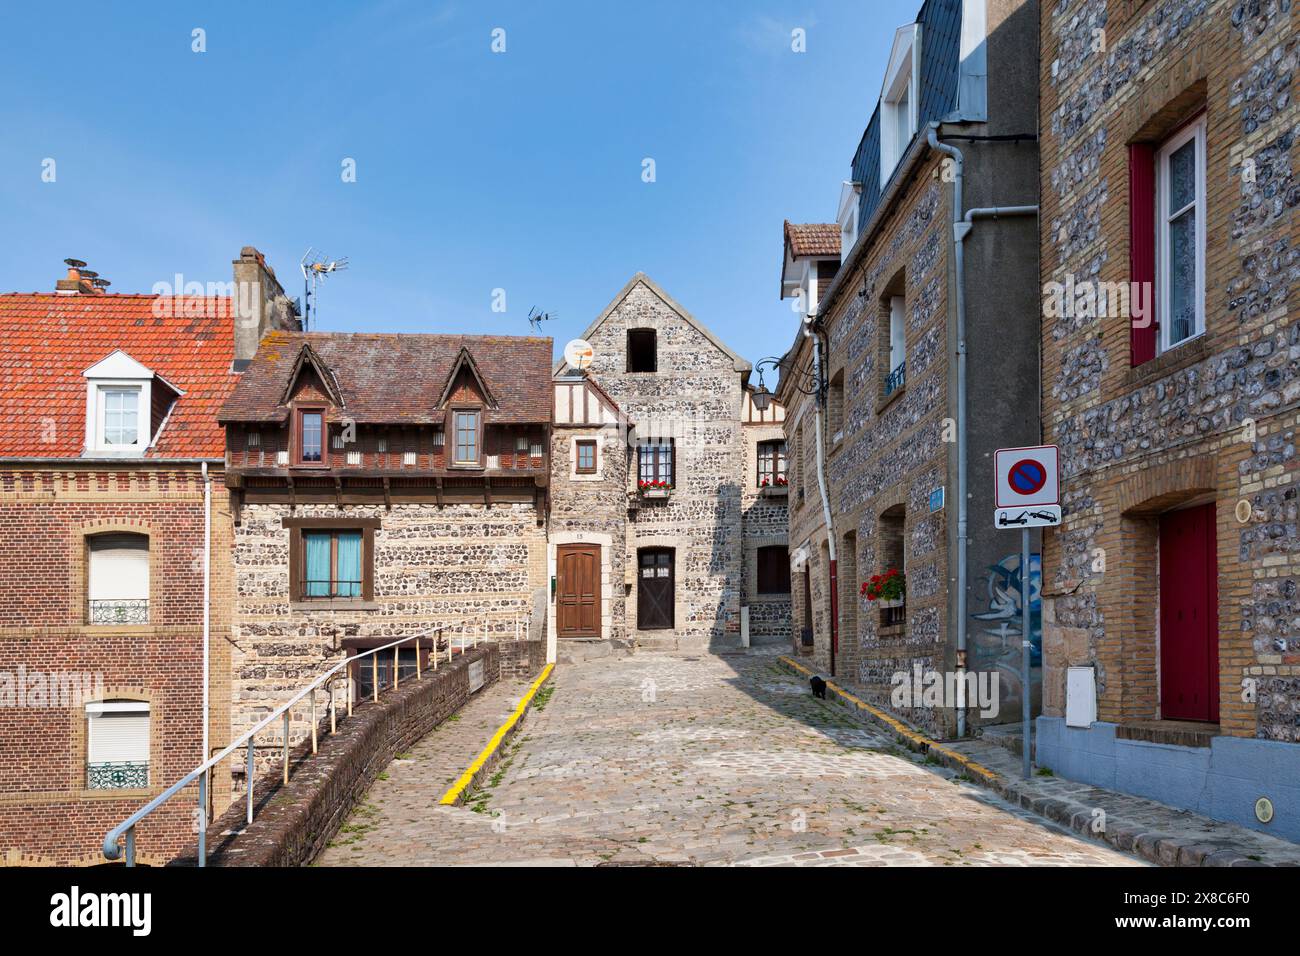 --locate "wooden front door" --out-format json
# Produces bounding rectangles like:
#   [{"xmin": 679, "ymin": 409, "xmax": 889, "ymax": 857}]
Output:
[
  {"xmin": 556, "ymin": 544, "xmax": 600, "ymax": 639},
  {"xmin": 637, "ymin": 548, "xmax": 674, "ymax": 630},
  {"xmin": 1159, "ymin": 503, "xmax": 1219, "ymax": 722}
]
